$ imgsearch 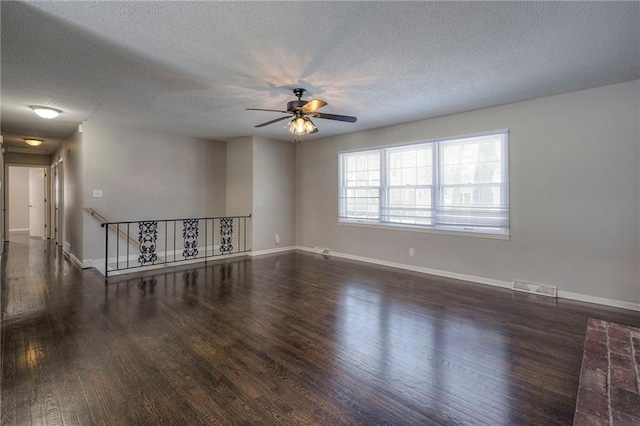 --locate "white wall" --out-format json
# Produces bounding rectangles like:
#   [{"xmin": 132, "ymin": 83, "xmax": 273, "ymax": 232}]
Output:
[
  {"xmin": 8, "ymin": 167, "xmax": 29, "ymax": 231},
  {"xmin": 252, "ymin": 137, "xmax": 296, "ymax": 251},
  {"xmin": 296, "ymin": 80, "xmax": 640, "ymax": 306},
  {"xmin": 81, "ymin": 121, "xmax": 227, "ymax": 262}
]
